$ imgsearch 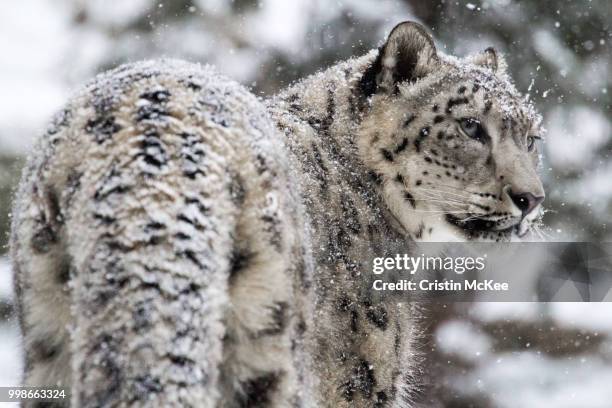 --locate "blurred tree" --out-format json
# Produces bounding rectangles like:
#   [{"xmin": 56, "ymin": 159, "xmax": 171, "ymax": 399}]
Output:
[
  {"xmin": 0, "ymin": 156, "xmax": 23, "ymax": 253},
  {"xmin": 1, "ymin": 0, "xmax": 609, "ymax": 249}
]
